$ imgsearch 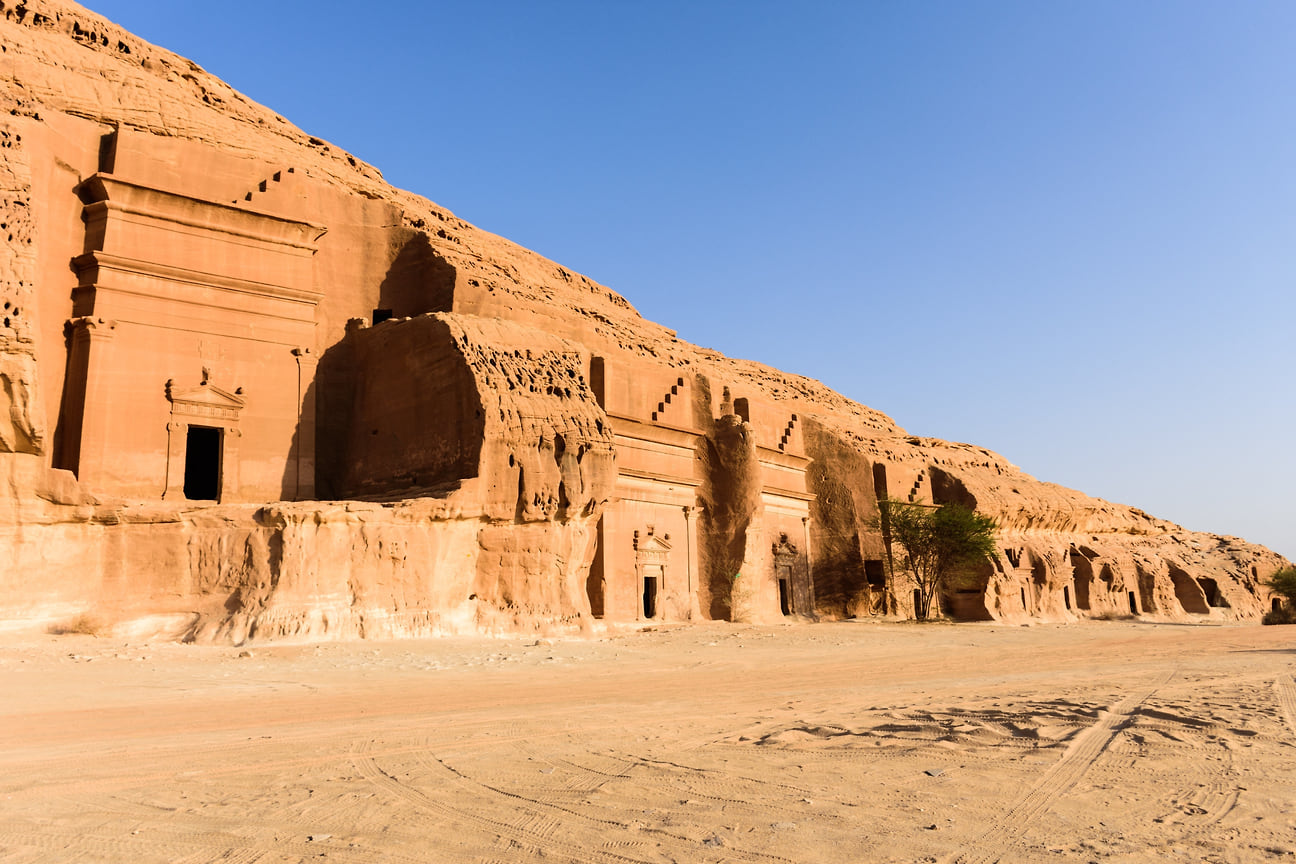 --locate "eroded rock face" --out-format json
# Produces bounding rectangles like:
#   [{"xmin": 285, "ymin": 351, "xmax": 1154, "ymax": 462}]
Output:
[
  {"xmin": 0, "ymin": 0, "xmax": 1288, "ymax": 640},
  {"xmin": 698, "ymin": 413, "xmax": 764, "ymax": 621},
  {"xmin": 0, "ymin": 107, "xmax": 44, "ymax": 458}
]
